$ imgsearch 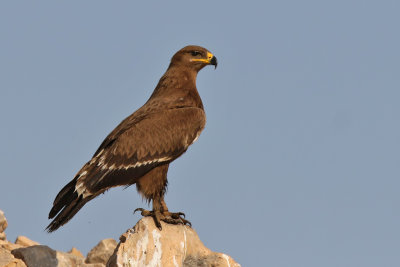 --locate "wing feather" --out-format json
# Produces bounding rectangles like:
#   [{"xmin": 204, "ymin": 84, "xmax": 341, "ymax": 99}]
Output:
[{"xmin": 77, "ymin": 107, "xmax": 205, "ymax": 194}]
